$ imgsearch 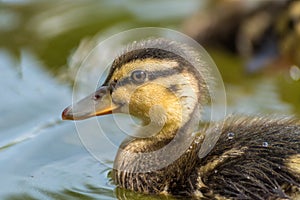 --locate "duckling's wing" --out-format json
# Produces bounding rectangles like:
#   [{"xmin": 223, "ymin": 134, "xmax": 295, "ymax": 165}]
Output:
[{"xmin": 195, "ymin": 117, "xmax": 300, "ymax": 199}]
